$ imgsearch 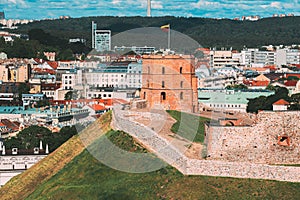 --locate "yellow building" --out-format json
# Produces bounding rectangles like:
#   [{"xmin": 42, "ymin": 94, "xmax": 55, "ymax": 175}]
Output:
[{"xmin": 0, "ymin": 61, "xmax": 30, "ymax": 83}]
